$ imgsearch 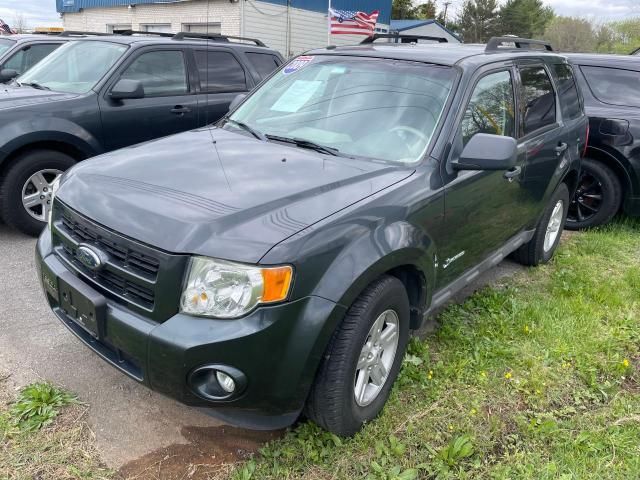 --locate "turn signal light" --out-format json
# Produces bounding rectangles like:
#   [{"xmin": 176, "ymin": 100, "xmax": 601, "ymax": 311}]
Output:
[{"xmin": 261, "ymin": 266, "xmax": 293, "ymax": 303}]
